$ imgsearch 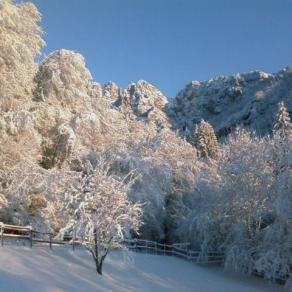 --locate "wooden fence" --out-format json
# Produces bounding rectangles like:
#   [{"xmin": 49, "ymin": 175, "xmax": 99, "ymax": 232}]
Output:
[
  {"xmin": 122, "ymin": 239, "xmax": 225, "ymax": 264},
  {"xmin": 0, "ymin": 223, "xmax": 33, "ymax": 247},
  {"xmin": 0, "ymin": 222, "xmax": 224, "ymax": 264},
  {"xmin": 122, "ymin": 239, "xmax": 287, "ymax": 284},
  {"xmin": 0, "ymin": 222, "xmax": 288, "ymax": 284},
  {"xmin": 0, "ymin": 222, "xmax": 65, "ymax": 249}
]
